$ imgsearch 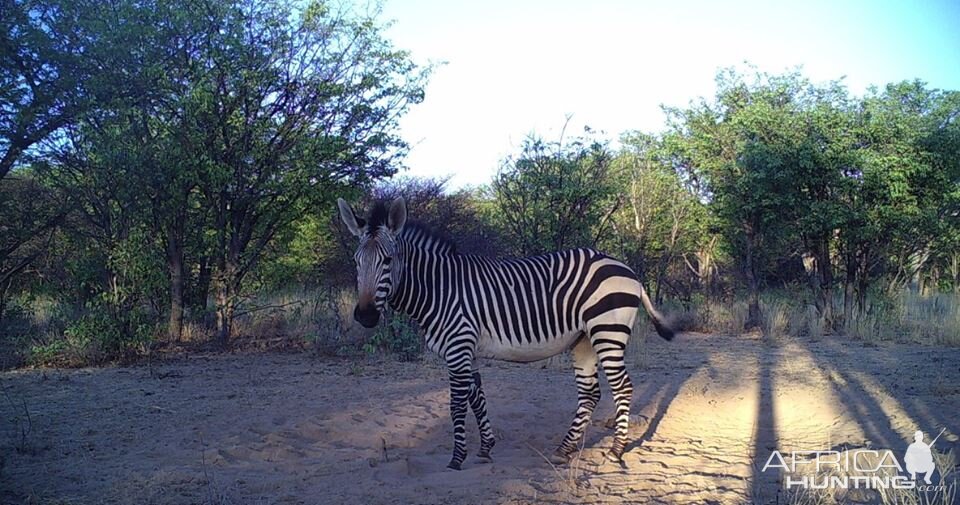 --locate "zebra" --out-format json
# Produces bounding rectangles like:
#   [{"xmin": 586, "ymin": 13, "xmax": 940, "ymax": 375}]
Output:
[{"xmin": 337, "ymin": 197, "xmax": 675, "ymax": 470}]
